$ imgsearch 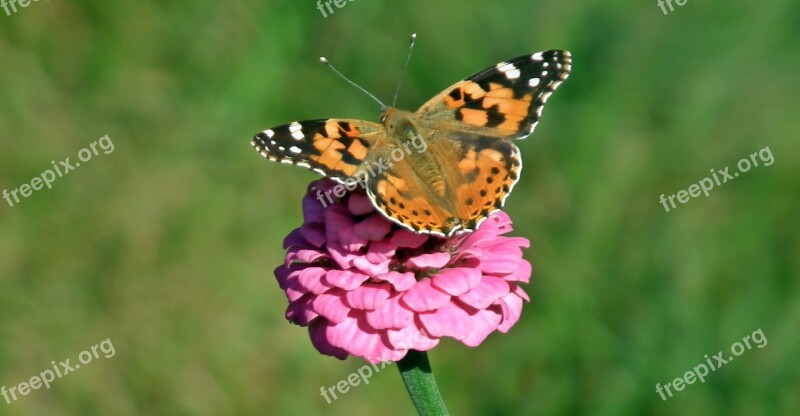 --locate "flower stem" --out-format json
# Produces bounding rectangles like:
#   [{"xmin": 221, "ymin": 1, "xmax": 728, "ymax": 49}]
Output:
[{"xmin": 396, "ymin": 350, "xmax": 449, "ymax": 416}]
